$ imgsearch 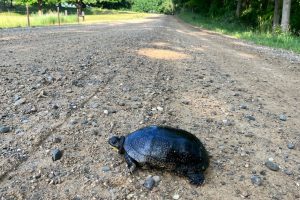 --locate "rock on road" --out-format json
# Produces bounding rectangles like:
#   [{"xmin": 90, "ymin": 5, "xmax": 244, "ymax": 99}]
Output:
[{"xmin": 0, "ymin": 15, "xmax": 300, "ymax": 199}]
